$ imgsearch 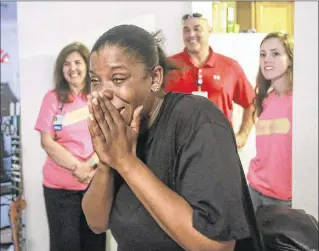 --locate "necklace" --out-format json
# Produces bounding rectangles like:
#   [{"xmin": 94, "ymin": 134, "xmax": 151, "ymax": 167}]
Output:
[{"xmin": 148, "ymin": 98, "xmax": 164, "ymax": 128}]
